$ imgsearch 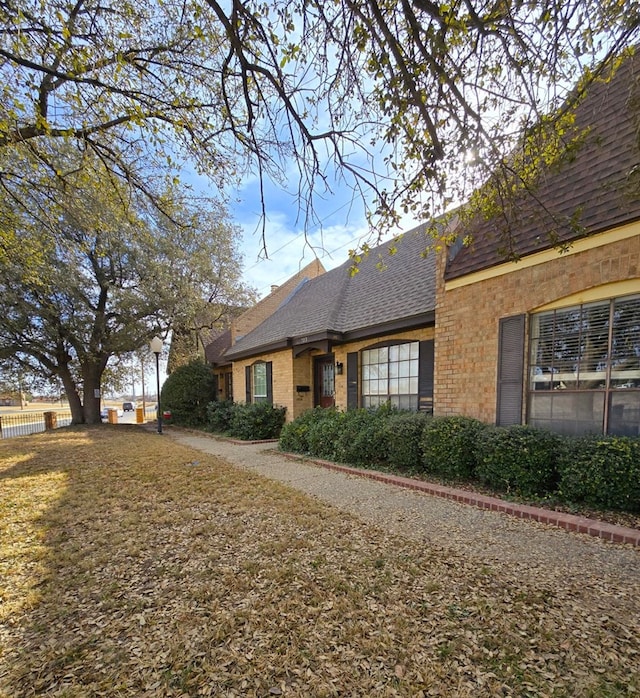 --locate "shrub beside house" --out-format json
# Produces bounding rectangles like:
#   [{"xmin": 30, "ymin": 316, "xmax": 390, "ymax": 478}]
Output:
[{"xmin": 278, "ymin": 409, "xmax": 640, "ymax": 513}]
